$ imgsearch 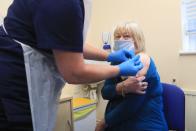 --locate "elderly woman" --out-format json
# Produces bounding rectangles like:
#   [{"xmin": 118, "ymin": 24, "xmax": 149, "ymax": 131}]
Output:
[{"xmin": 96, "ymin": 21, "xmax": 168, "ymax": 131}]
